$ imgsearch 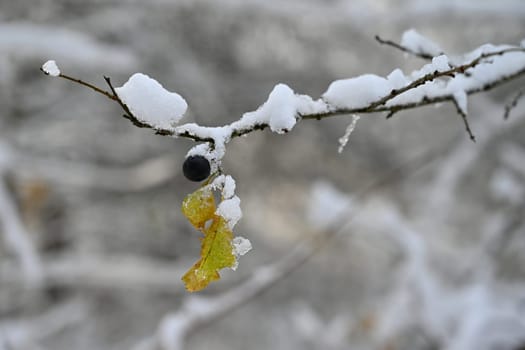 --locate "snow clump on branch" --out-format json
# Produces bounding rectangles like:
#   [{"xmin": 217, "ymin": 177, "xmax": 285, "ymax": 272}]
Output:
[
  {"xmin": 401, "ymin": 29, "xmax": 443, "ymax": 57},
  {"xmin": 115, "ymin": 73, "xmax": 188, "ymax": 130},
  {"xmin": 41, "ymin": 60, "xmax": 61, "ymax": 77}
]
